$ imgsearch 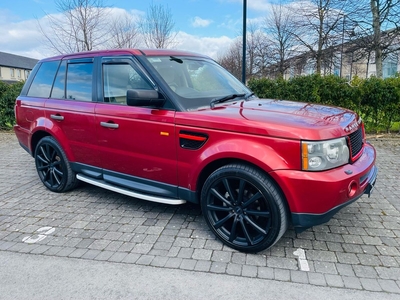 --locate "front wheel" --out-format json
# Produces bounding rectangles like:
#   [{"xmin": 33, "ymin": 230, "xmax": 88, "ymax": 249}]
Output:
[
  {"xmin": 201, "ymin": 163, "xmax": 288, "ymax": 253},
  {"xmin": 34, "ymin": 136, "xmax": 78, "ymax": 193}
]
